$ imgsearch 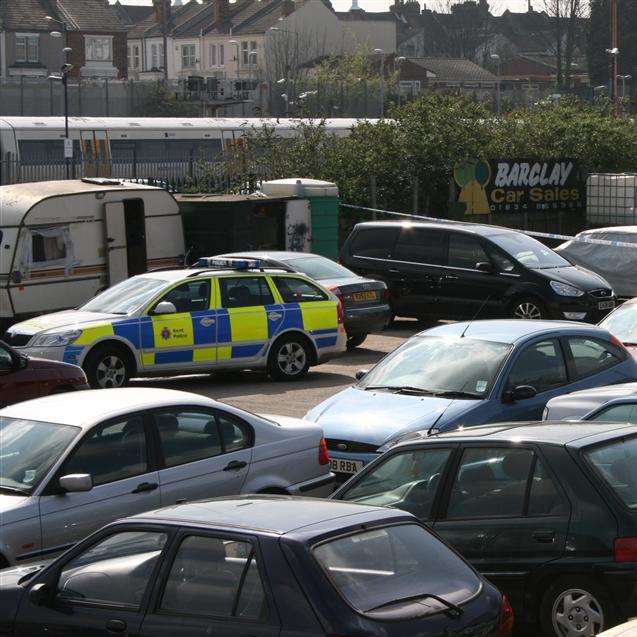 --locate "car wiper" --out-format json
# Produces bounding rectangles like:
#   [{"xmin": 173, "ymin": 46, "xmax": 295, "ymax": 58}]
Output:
[
  {"xmin": 363, "ymin": 386, "xmax": 433, "ymax": 395},
  {"xmin": 368, "ymin": 592, "xmax": 464, "ymax": 617},
  {"xmin": 432, "ymin": 390, "xmax": 482, "ymax": 399},
  {"xmin": 0, "ymin": 484, "xmax": 30, "ymax": 496}
]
